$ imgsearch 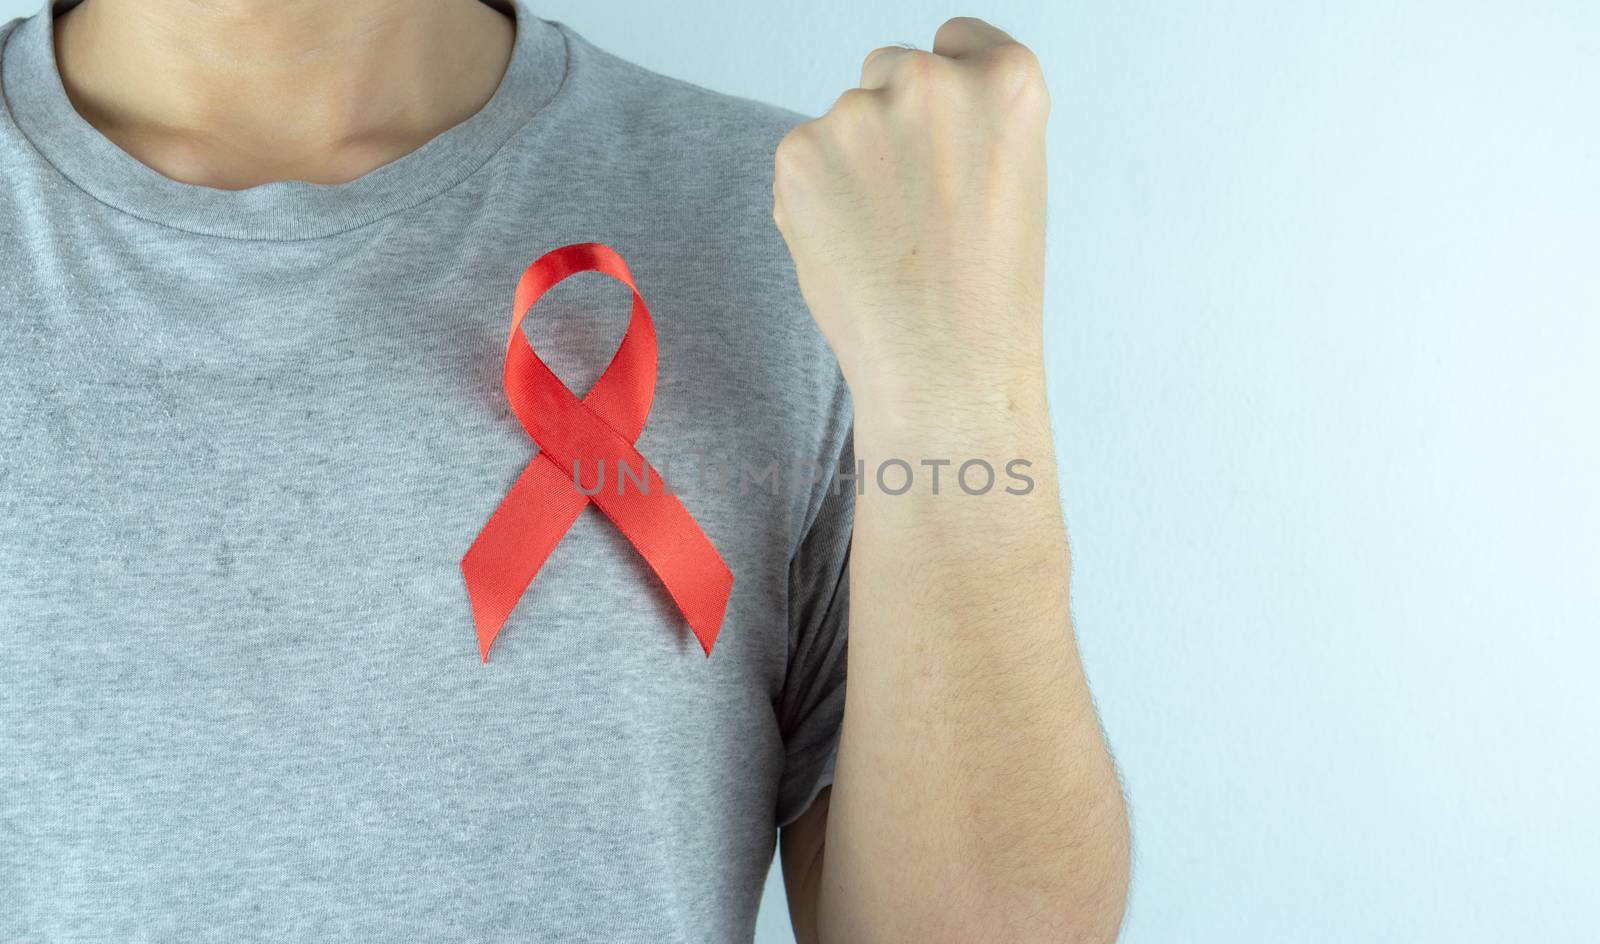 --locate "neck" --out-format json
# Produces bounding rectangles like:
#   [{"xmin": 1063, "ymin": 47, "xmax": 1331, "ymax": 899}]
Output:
[{"xmin": 52, "ymin": 0, "xmax": 517, "ymax": 189}]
